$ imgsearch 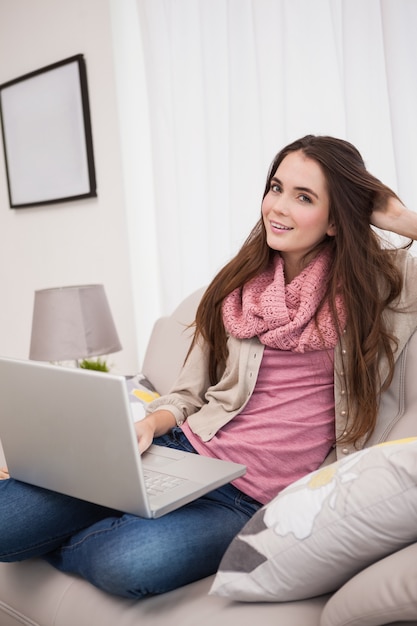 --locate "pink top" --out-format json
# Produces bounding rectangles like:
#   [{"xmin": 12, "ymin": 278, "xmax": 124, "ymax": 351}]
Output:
[{"xmin": 182, "ymin": 346, "xmax": 335, "ymax": 504}]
